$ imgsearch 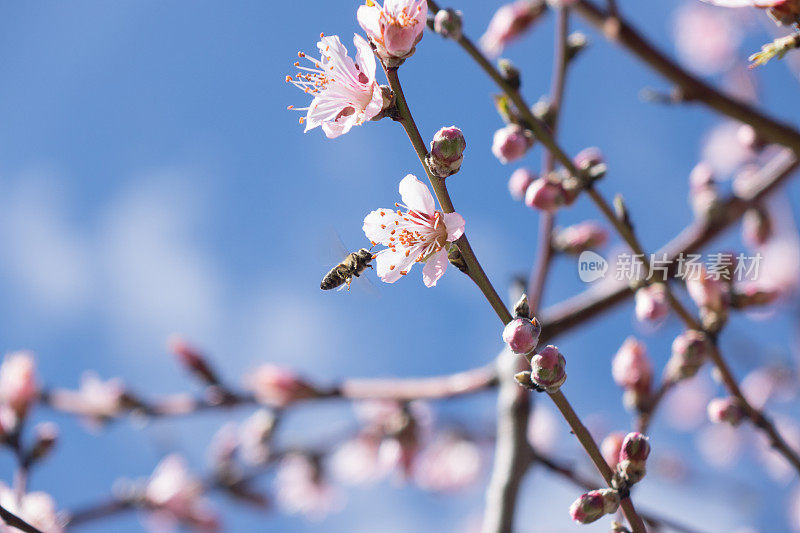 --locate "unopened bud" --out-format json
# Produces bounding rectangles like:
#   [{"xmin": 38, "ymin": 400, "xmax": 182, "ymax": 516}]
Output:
[
  {"xmin": 616, "ymin": 432, "xmax": 650, "ymax": 486},
  {"xmin": 686, "ymin": 268, "xmax": 728, "ymax": 314},
  {"xmin": 428, "ymin": 126, "xmax": 466, "ymax": 177},
  {"xmin": 508, "ymin": 168, "xmax": 536, "ymax": 200},
  {"xmin": 665, "ymin": 329, "xmax": 712, "ymax": 382},
  {"xmin": 707, "ymin": 397, "xmax": 744, "ymax": 426},
  {"xmin": 512, "ymin": 293, "xmax": 531, "ymax": 319},
  {"xmin": 433, "ymin": 8, "xmax": 463, "ymax": 40},
  {"xmin": 498, "ymin": 59, "xmax": 521, "ymax": 90},
  {"xmin": 574, "ymin": 146, "xmax": 604, "ymax": 171},
  {"xmin": 524, "ymin": 178, "xmax": 567, "ymax": 213},
  {"xmin": 447, "ymin": 244, "xmax": 468, "ymax": 274},
  {"xmin": 619, "ymin": 432, "xmax": 650, "ymax": 463},
  {"xmin": 514, "ymin": 371, "xmax": 533, "ymax": 388},
  {"xmin": 502, "ymin": 317, "xmax": 541, "ymax": 356},
  {"xmin": 168, "ymin": 335, "xmax": 220, "ymax": 385},
  {"xmin": 689, "ymin": 162, "xmax": 715, "ymax": 191},
  {"xmin": 612, "ymin": 338, "xmax": 653, "ymax": 393},
  {"xmin": 530, "ymin": 345, "xmax": 567, "ymax": 392},
  {"xmin": 245, "ymin": 365, "xmax": 316, "ymax": 407},
  {"xmin": 532, "ymin": 98, "xmax": 555, "ymax": 129},
  {"xmin": 634, "ymin": 283, "xmax": 669, "ymax": 324},
  {"xmin": 29, "ymin": 422, "xmax": 58, "ymax": 463},
  {"xmin": 565, "ymin": 32, "xmax": 589, "ymax": 62},
  {"xmin": 492, "ymin": 124, "xmax": 533, "ymax": 164},
  {"xmin": 569, "ymin": 489, "xmax": 620, "ymax": 524},
  {"xmin": 552, "ymin": 221, "xmax": 608, "ymax": 255}
]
